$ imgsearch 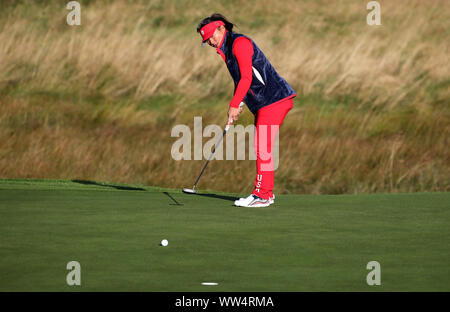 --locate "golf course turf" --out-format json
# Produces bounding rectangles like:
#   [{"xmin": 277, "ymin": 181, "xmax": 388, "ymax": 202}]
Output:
[{"xmin": 0, "ymin": 179, "xmax": 448, "ymax": 291}]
